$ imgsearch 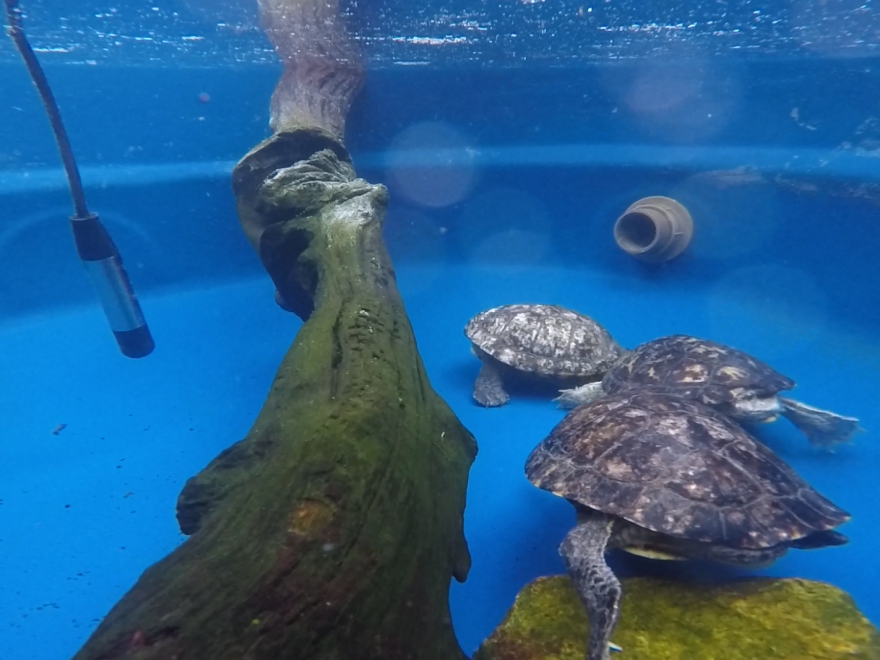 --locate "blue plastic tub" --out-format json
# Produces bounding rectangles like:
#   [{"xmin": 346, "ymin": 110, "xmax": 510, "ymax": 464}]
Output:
[{"xmin": 2, "ymin": 2, "xmax": 879, "ymax": 658}]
